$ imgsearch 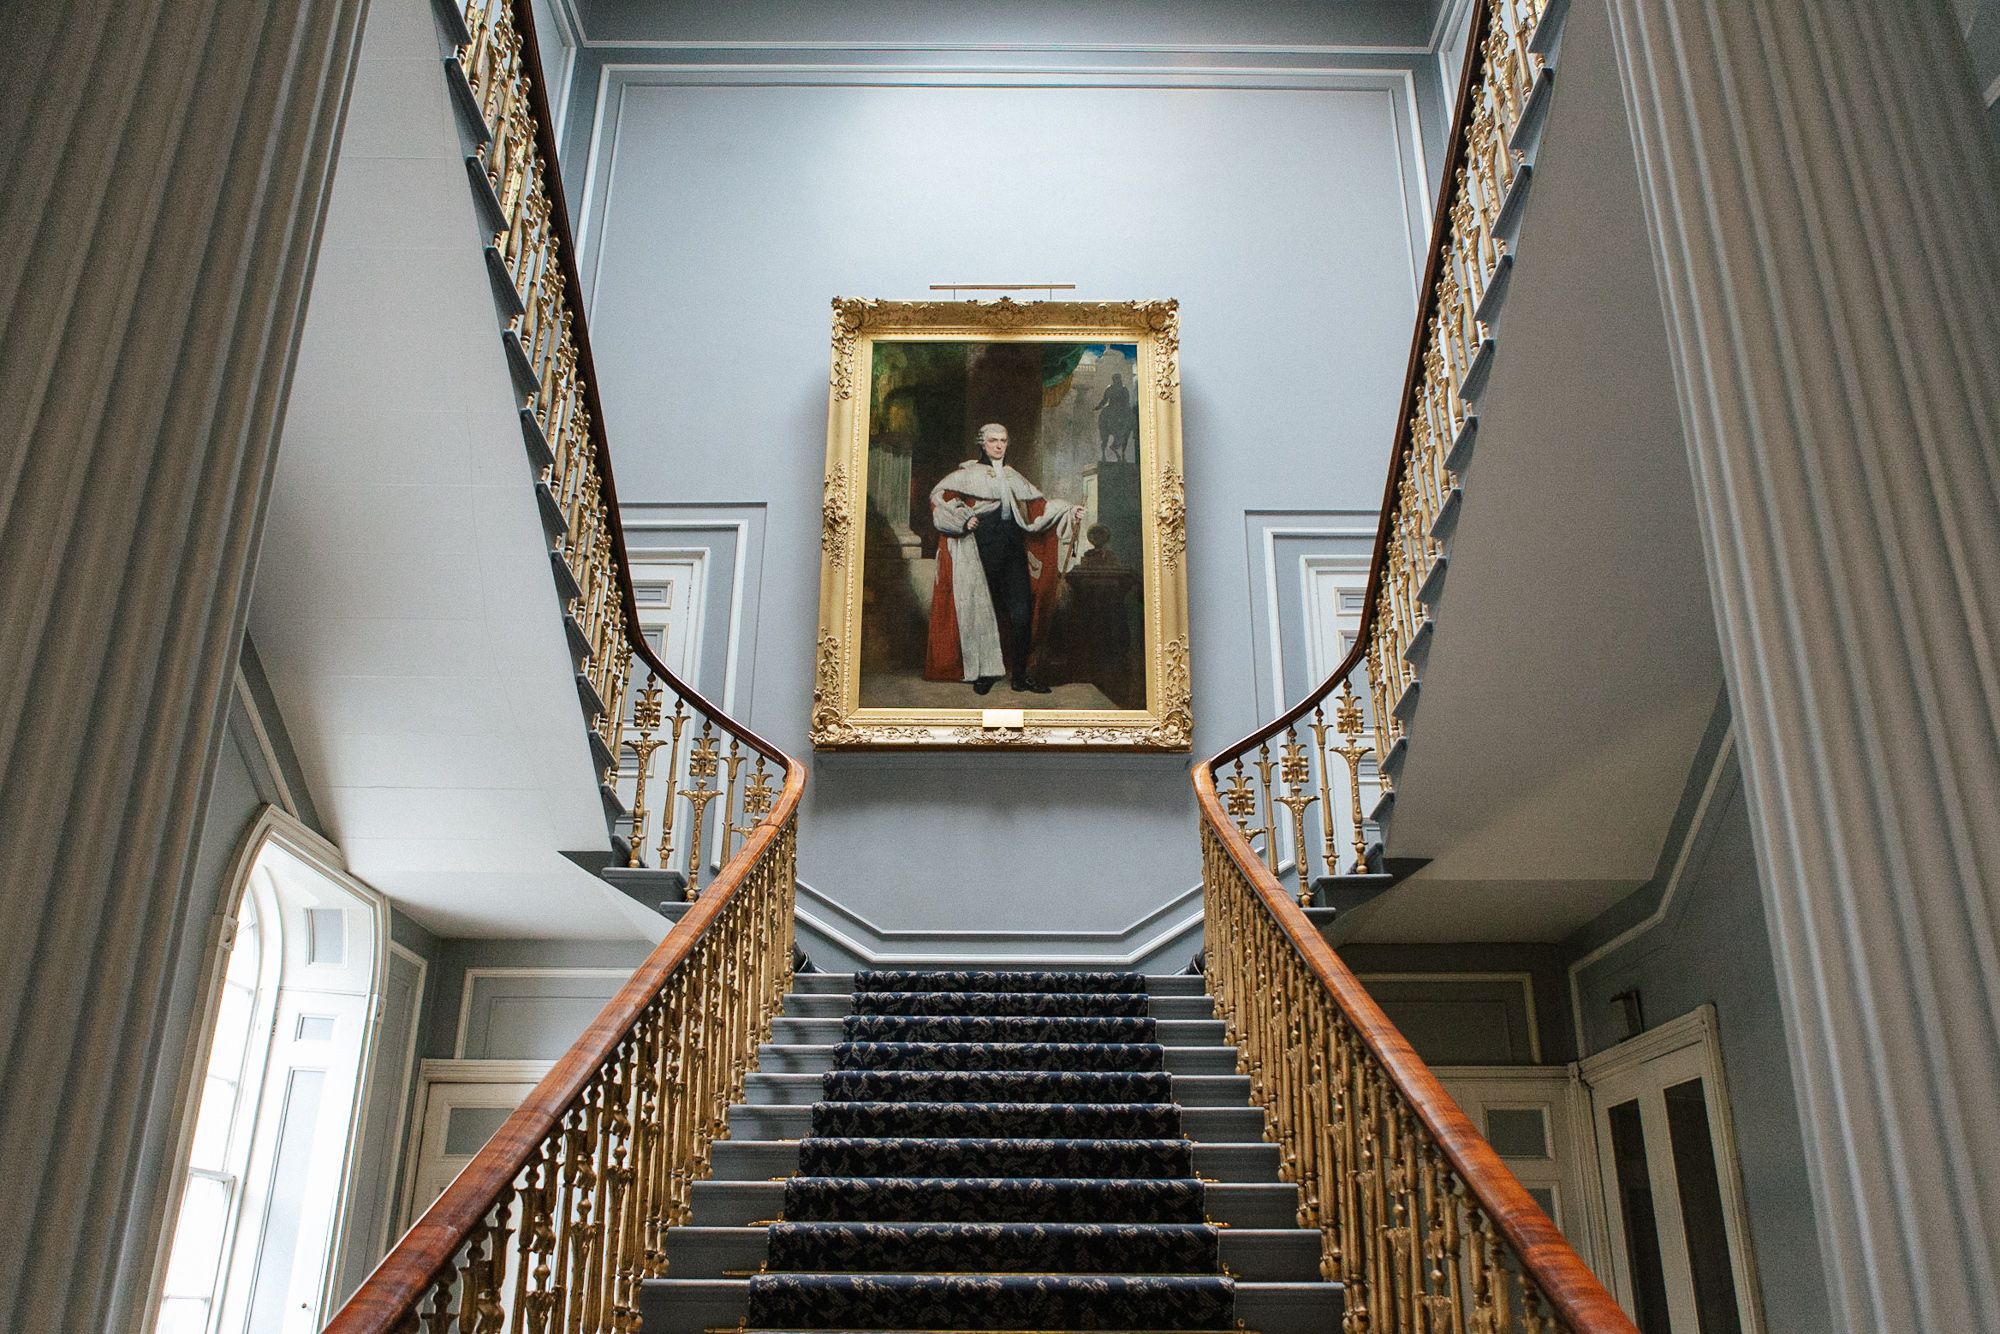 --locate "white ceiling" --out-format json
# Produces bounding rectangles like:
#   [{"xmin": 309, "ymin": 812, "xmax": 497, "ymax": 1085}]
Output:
[
  {"xmin": 252, "ymin": 0, "xmax": 662, "ymax": 941},
  {"xmin": 1349, "ymin": 0, "xmax": 1725, "ymax": 943}
]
